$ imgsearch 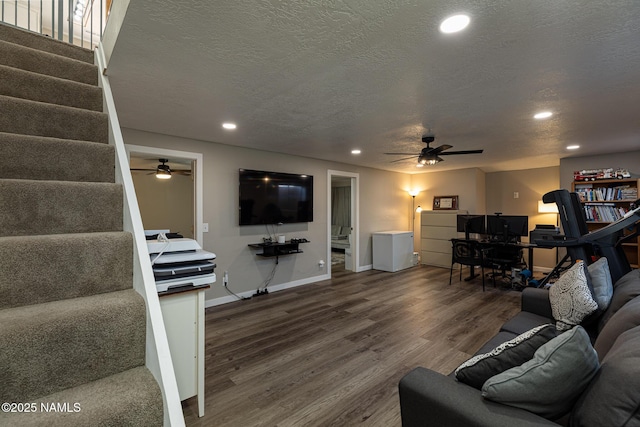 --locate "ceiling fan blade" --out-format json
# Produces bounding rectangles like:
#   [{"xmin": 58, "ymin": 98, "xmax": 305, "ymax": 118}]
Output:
[
  {"xmin": 384, "ymin": 152, "xmax": 417, "ymax": 155},
  {"xmin": 439, "ymin": 149, "xmax": 484, "ymax": 155},
  {"xmin": 130, "ymin": 168, "xmax": 156, "ymax": 171},
  {"xmin": 390, "ymin": 156, "xmax": 418, "ymax": 163}
]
